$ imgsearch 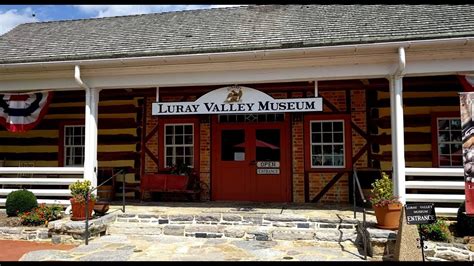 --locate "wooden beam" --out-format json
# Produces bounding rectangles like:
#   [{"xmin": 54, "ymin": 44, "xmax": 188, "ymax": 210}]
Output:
[
  {"xmin": 371, "ymin": 151, "xmax": 433, "ymax": 162},
  {"xmin": 322, "ymin": 97, "xmax": 341, "ymax": 113},
  {"xmin": 144, "ymin": 146, "xmax": 160, "ymax": 167},
  {"xmin": 376, "ymin": 96, "xmax": 460, "ymax": 107},
  {"xmin": 375, "ymin": 114, "xmax": 431, "ymax": 129},
  {"xmin": 374, "ymin": 132, "xmax": 432, "ymax": 145},
  {"xmin": 311, "ymin": 172, "xmax": 345, "ymax": 203}
]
